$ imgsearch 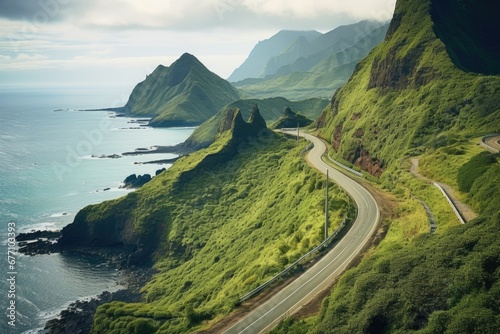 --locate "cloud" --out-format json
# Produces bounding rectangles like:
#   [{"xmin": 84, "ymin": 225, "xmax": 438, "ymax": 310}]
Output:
[
  {"xmin": 0, "ymin": 0, "xmax": 396, "ymax": 31},
  {"xmin": 0, "ymin": 0, "xmax": 396, "ymax": 86}
]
